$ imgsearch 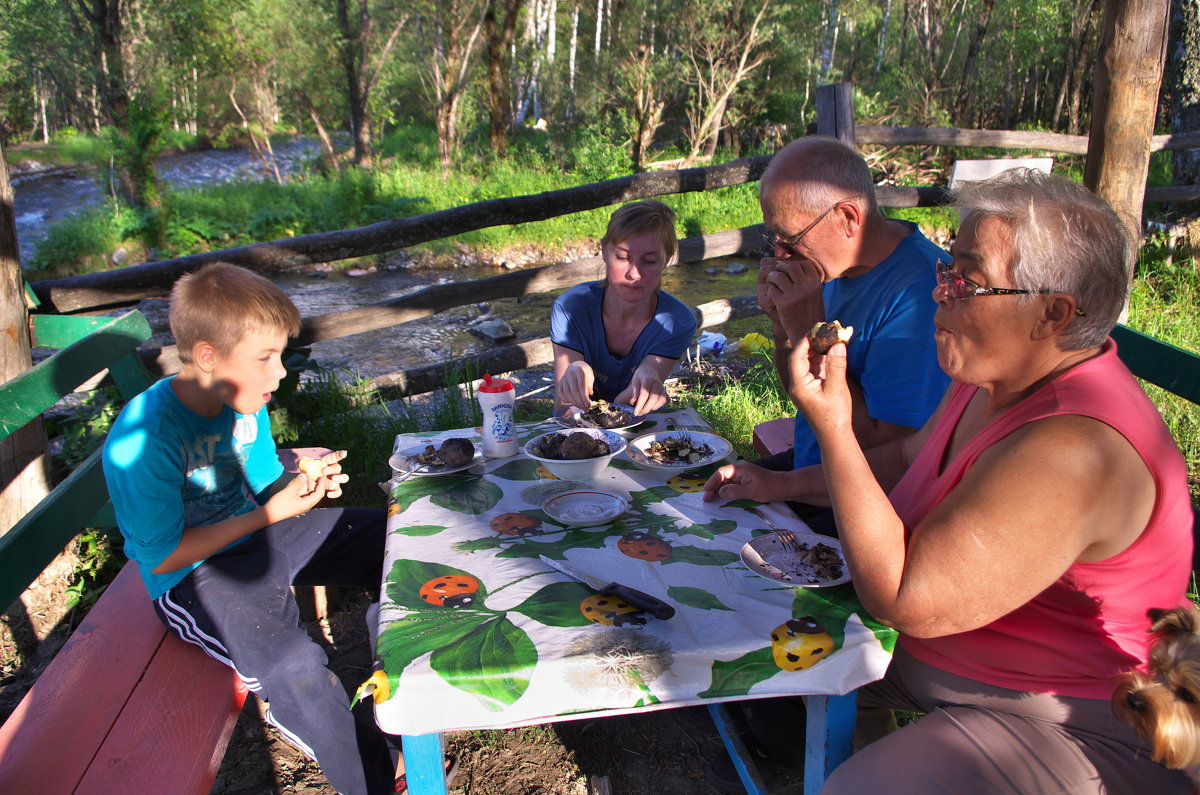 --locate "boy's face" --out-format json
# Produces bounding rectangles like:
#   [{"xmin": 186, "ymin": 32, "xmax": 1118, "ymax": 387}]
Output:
[{"xmin": 209, "ymin": 327, "xmax": 290, "ymax": 415}]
